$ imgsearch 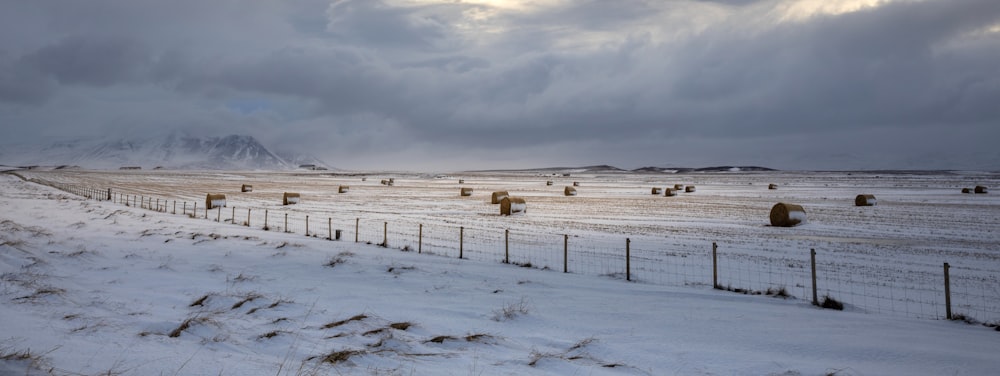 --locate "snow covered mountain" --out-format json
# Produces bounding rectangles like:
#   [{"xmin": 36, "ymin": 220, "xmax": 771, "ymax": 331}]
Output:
[{"xmin": 0, "ymin": 133, "xmax": 331, "ymax": 170}]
